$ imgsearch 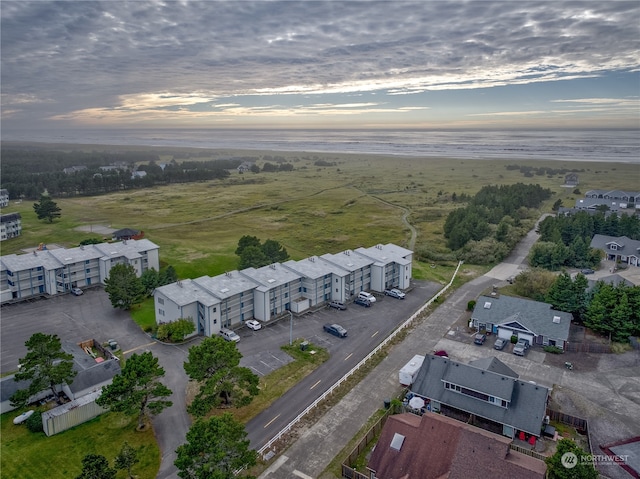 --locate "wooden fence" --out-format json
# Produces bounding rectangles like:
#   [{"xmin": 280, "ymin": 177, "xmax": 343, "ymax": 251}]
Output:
[
  {"xmin": 509, "ymin": 443, "xmax": 547, "ymax": 461},
  {"xmin": 565, "ymin": 342, "xmax": 611, "ymax": 353},
  {"xmin": 546, "ymin": 408, "xmax": 588, "ymax": 434},
  {"xmin": 341, "ymin": 411, "xmax": 390, "ymax": 479}
]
